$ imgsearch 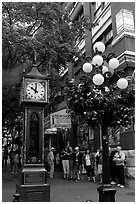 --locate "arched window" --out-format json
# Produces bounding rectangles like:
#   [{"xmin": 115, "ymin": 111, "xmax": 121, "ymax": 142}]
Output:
[{"xmin": 29, "ymin": 112, "xmax": 39, "ymax": 162}]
